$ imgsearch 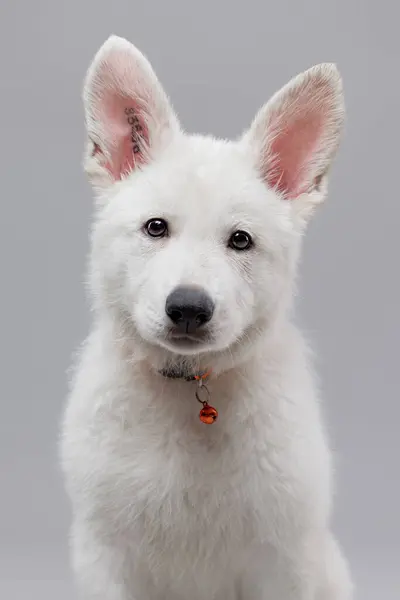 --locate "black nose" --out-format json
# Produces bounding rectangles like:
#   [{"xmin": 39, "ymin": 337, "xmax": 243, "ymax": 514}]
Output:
[{"xmin": 165, "ymin": 286, "xmax": 215, "ymax": 333}]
